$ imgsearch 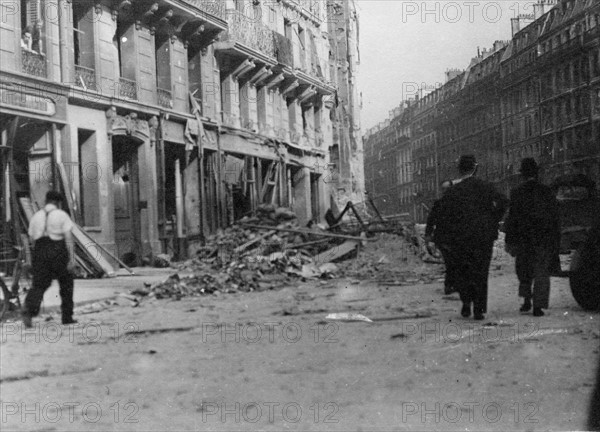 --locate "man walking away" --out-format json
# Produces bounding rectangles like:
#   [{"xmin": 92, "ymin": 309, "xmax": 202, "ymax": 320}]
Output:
[
  {"xmin": 22, "ymin": 191, "xmax": 77, "ymax": 328},
  {"xmin": 438, "ymin": 155, "xmax": 508, "ymax": 320},
  {"xmin": 425, "ymin": 180, "xmax": 456, "ymax": 294},
  {"xmin": 504, "ymin": 158, "xmax": 560, "ymax": 317}
]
